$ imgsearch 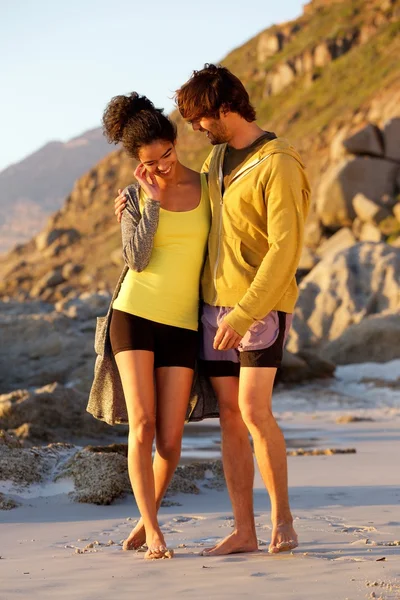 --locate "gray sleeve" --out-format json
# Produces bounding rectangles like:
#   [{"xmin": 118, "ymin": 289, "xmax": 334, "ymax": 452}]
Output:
[{"xmin": 120, "ymin": 185, "xmax": 160, "ymax": 272}]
